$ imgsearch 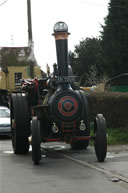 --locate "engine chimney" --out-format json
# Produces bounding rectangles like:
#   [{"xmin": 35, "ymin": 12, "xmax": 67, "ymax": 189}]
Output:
[{"xmin": 52, "ymin": 22, "xmax": 70, "ymax": 77}]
